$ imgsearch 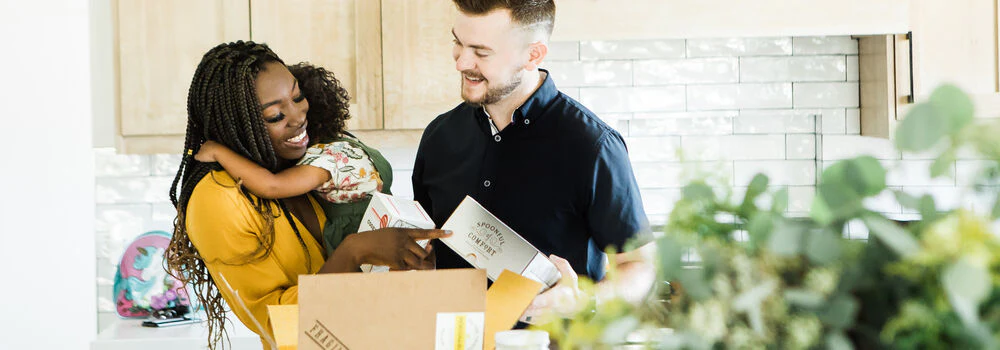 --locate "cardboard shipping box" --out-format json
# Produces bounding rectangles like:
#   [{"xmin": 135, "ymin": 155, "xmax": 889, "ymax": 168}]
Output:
[
  {"xmin": 298, "ymin": 269, "xmax": 486, "ymax": 350},
  {"xmin": 295, "ymin": 269, "xmax": 542, "ymax": 350},
  {"xmin": 440, "ymin": 196, "xmax": 562, "ymax": 288}
]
